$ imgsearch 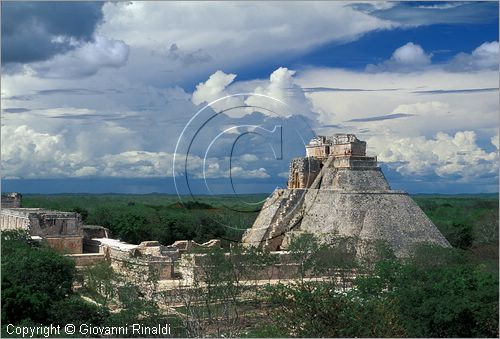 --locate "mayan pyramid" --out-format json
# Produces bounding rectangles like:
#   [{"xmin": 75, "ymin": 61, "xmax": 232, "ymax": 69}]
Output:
[{"xmin": 241, "ymin": 134, "xmax": 450, "ymax": 257}]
